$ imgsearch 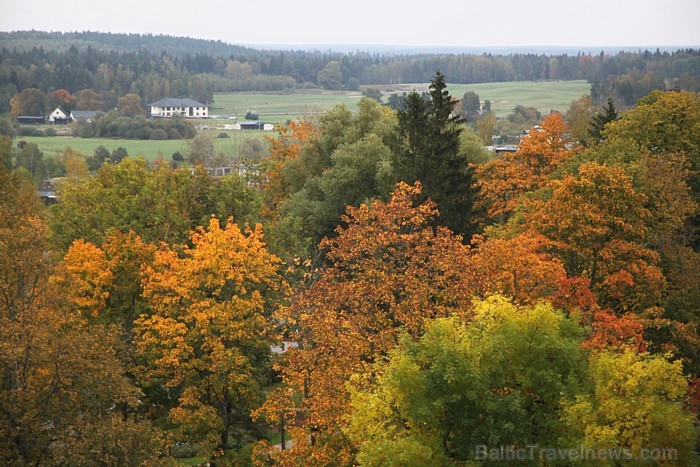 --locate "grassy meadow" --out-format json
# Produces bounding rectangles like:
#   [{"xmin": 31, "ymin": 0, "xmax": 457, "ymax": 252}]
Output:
[
  {"xmin": 21, "ymin": 131, "xmax": 270, "ymax": 162},
  {"xmin": 22, "ymin": 80, "xmax": 590, "ymax": 161},
  {"xmin": 209, "ymin": 80, "xmax": 590, "ymax": 122}
]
